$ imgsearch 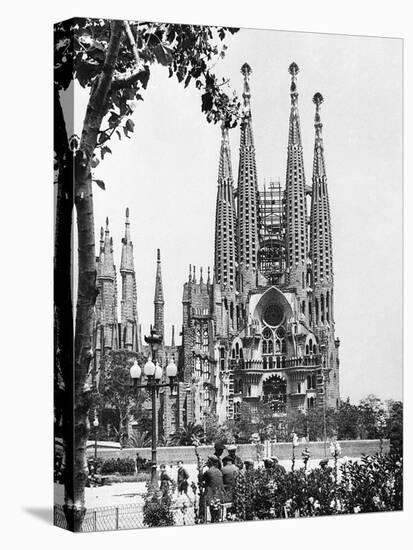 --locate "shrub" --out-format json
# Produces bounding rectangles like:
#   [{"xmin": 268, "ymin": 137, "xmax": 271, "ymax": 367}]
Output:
[
  {"xmin": 230, "ymin": 453, "xmax": 402, "ymax": 521},
  {"xmin": 143, "ymin": 483, "xmax": 175, "ymax": 527},
  {"xmin": 100, "ymin": 457, "xmax": 136, "ymax": 475}
]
